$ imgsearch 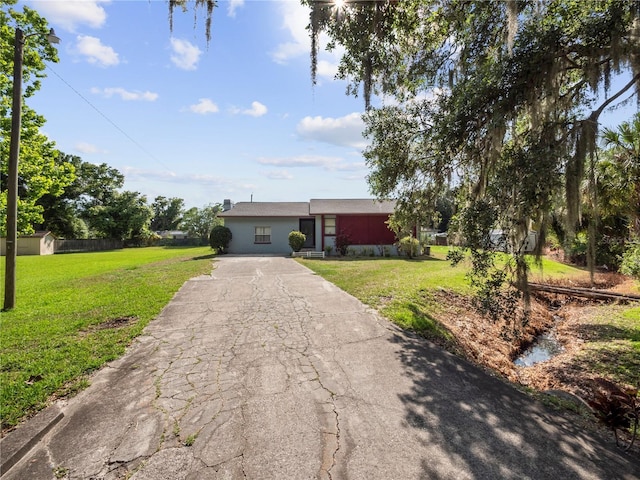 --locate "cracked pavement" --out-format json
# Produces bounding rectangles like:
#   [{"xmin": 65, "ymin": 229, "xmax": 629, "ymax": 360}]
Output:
[{"xmin": 4, "ymin": 256, "xmax": 639, "ymax": 479}]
